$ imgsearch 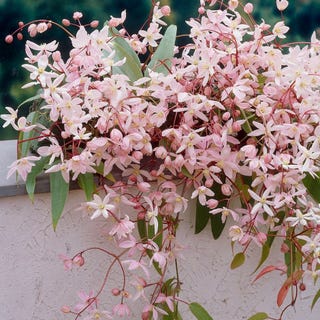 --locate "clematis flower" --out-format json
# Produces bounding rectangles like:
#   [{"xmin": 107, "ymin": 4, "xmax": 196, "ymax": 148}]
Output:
[{"xmin": 87, "ymin": 194, "xmax": 115, "ymax": 219}]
